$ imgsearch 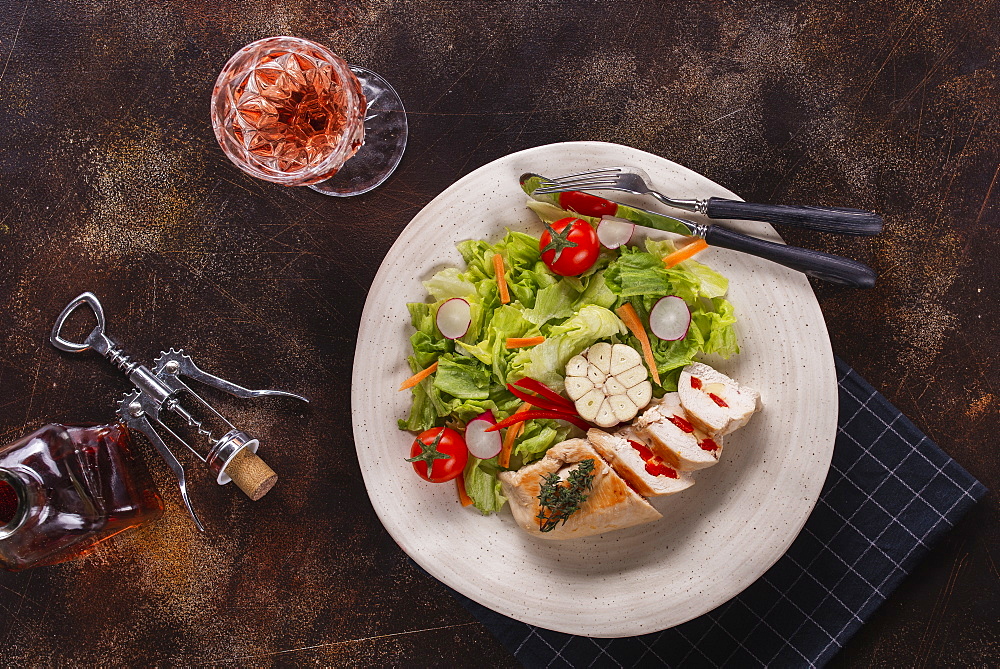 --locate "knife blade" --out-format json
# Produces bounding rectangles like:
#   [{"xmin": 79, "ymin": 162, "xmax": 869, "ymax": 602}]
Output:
[{"xmin": 520, "ymin": 172, "xmax": 700, "ymax": 237}]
